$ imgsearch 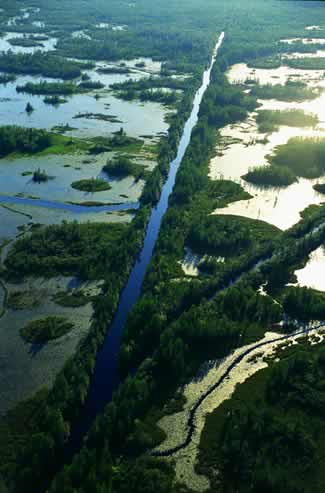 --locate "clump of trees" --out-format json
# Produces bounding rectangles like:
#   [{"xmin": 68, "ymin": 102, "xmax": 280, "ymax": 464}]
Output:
[
  {"xmin": 103, "ymin": 156, "xmax": 147, "ymax": 180},
  {"xmin": 71, "ymin": 177, "xmax": 111, "ymax": 192},
  {"xmin": 0, "ymin": 126, "xmax": 51, "ymax": 157},
  {"xmin": 20, "ymin": 316, "xmax": 74, "ymax": 343},
  {"xmin": 0, "ymin": 51, "xmax": 93, "ymax": 79},
  {"xmin": 243, "ymin": 164, "xmax": 297, "ymax": 187},
  {"xmin": 251, "ymin": 80, "xmax": 319, "ymax": 102}
]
